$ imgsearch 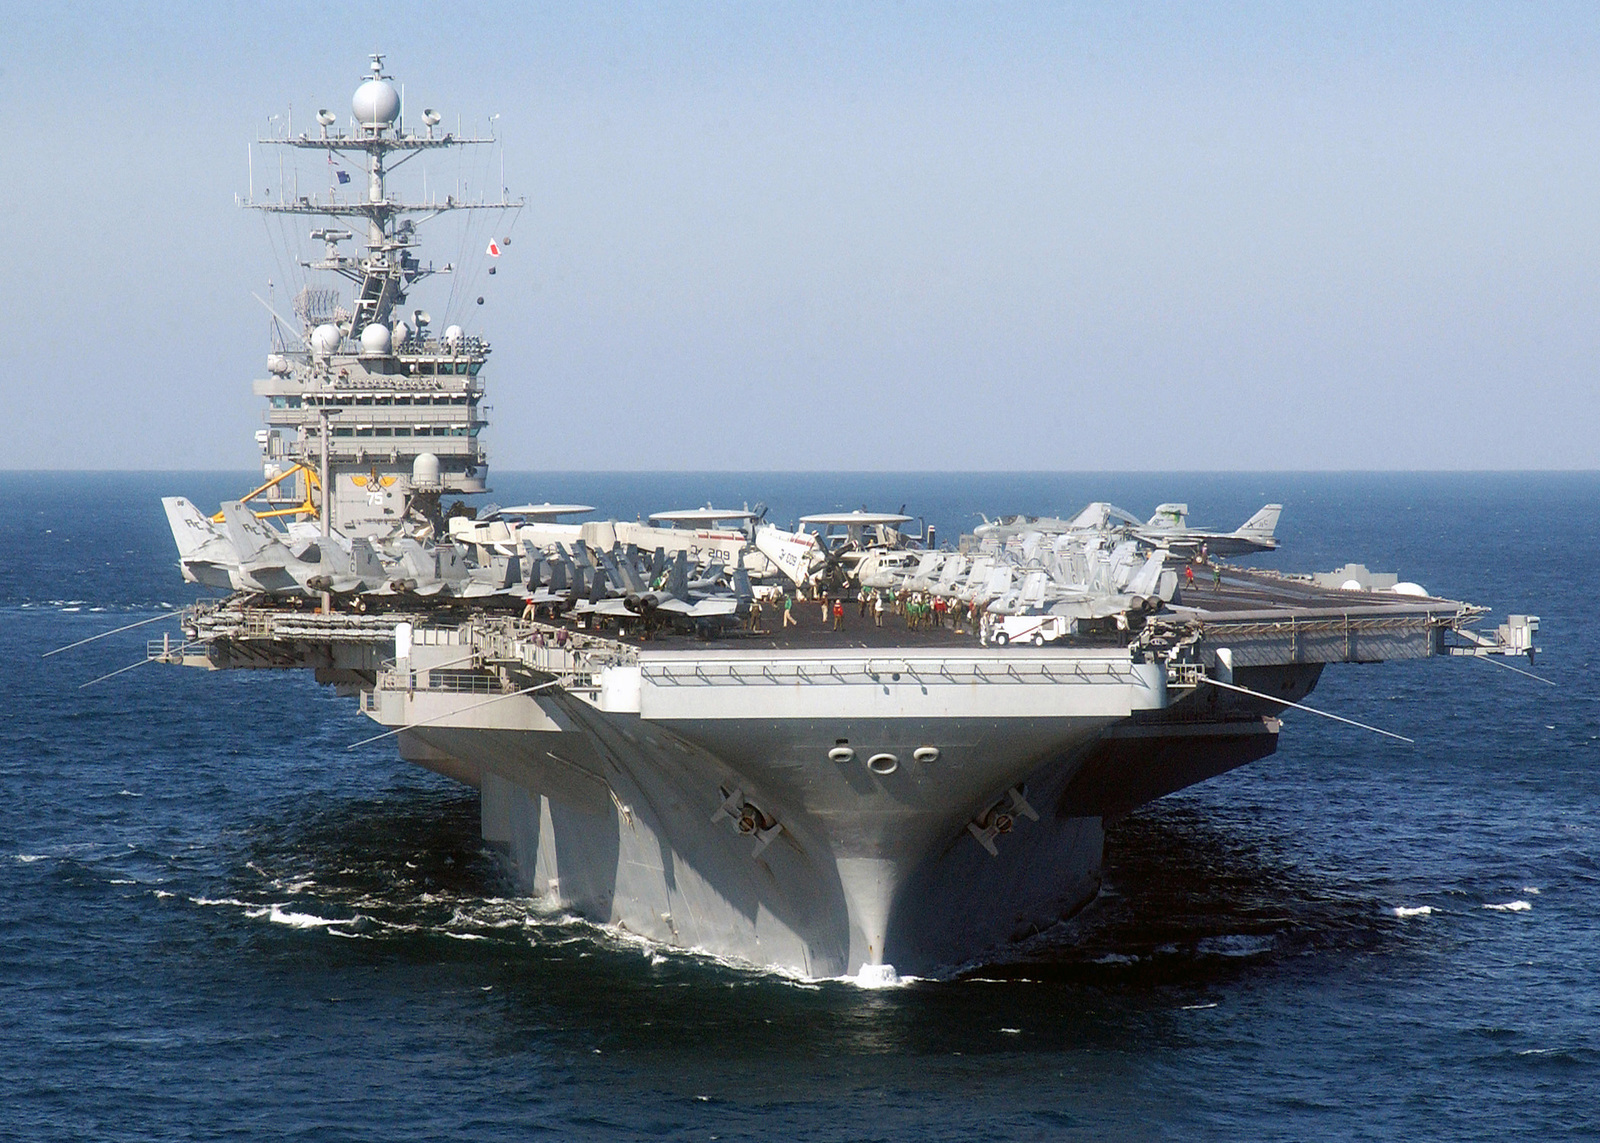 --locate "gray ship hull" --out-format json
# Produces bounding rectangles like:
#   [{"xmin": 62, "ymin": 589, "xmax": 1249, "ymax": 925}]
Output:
[
  {"xmin": 372, "ymin": 643, "xmax": 1269, "ymax": 978},
  {"xmin": 161, "ymin": 577, "xmax": 1523, "ymax": 979}
]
